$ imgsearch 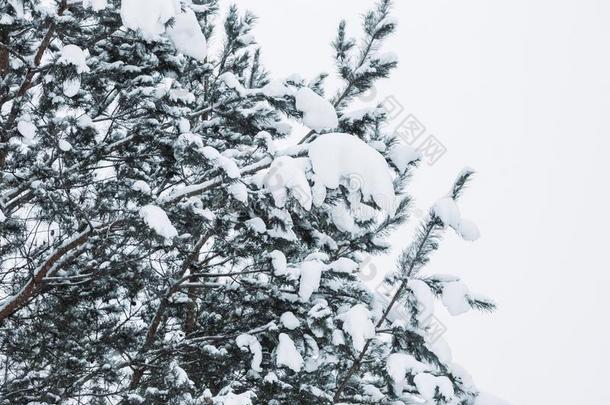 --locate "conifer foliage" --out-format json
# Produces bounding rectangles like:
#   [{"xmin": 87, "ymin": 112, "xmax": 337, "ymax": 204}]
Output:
[{"xmin": 0, "ymin": 1, "xmax": 500, "ymax": 404}]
